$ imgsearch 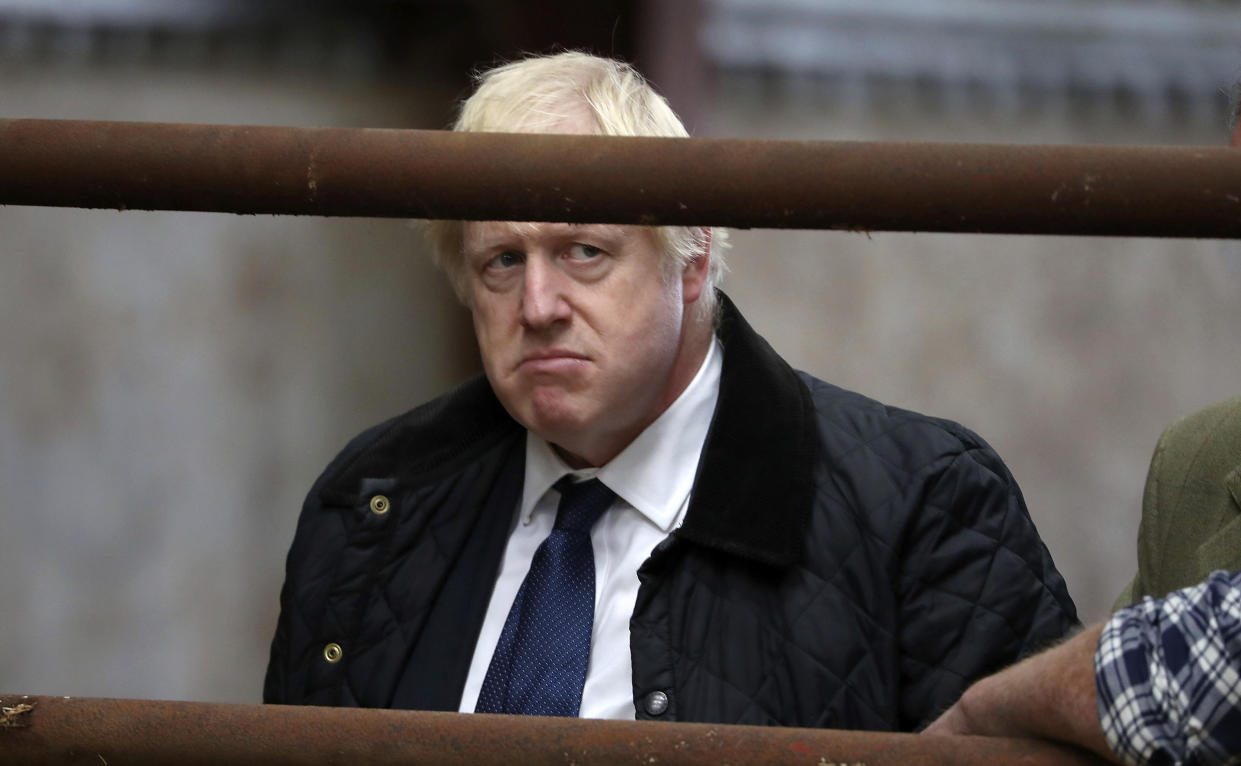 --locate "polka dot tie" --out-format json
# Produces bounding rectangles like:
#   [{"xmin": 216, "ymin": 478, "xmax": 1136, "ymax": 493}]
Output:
[{"xmin": 475, "ymin": 477, "xmax": 615, "ymax": 716}]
